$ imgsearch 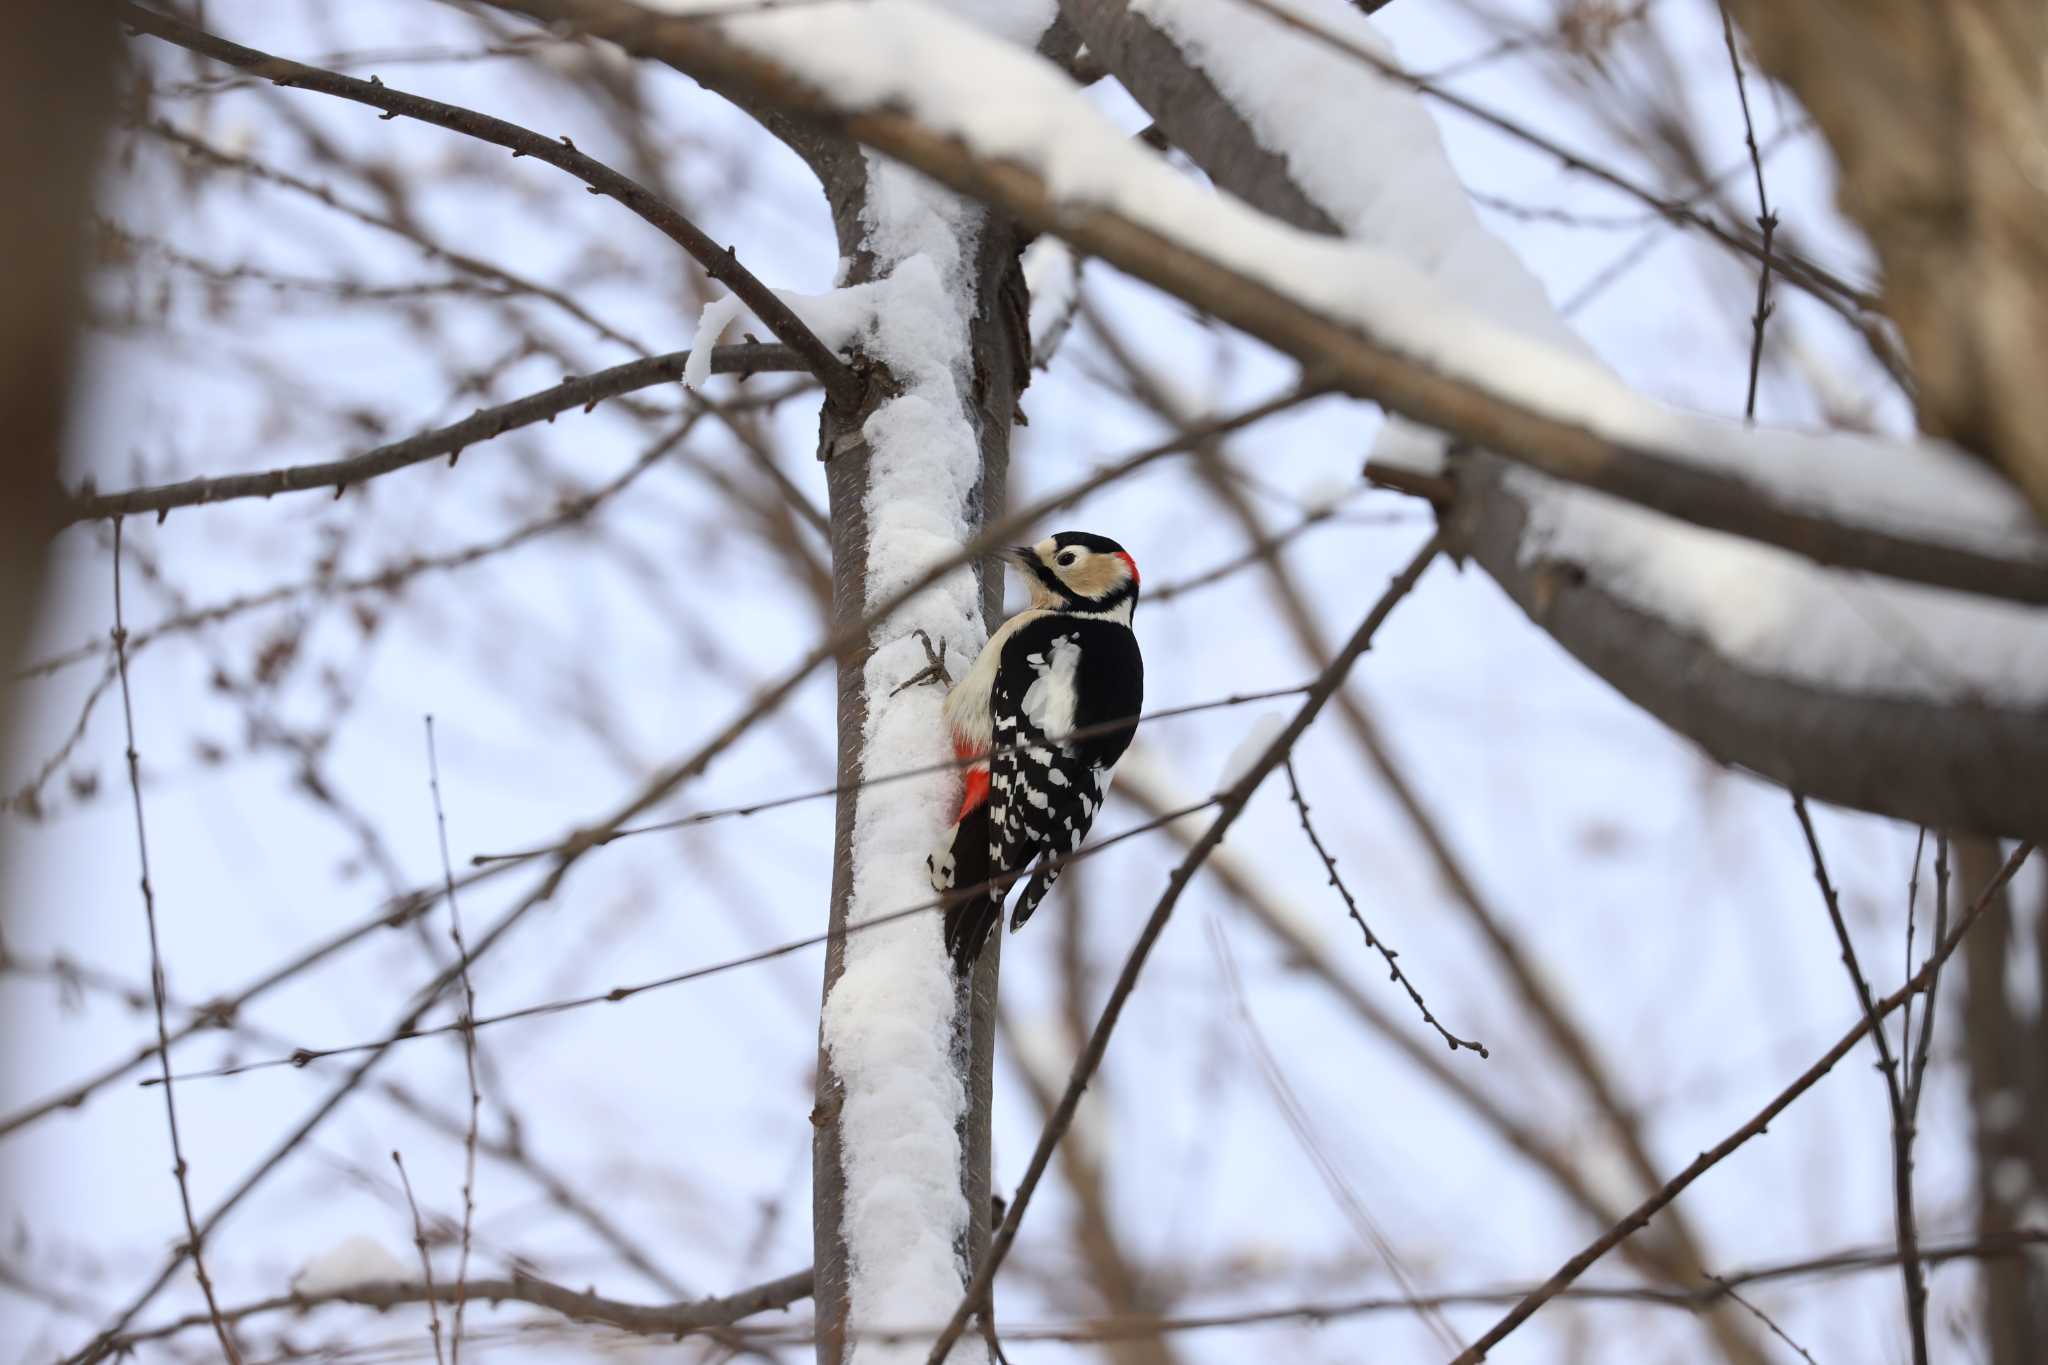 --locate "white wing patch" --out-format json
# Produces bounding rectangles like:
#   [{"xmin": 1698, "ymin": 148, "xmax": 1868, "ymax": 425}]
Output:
[{"xmin": 1020, "ymin": 634, "xmax": 1081, "ymax": 742}]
